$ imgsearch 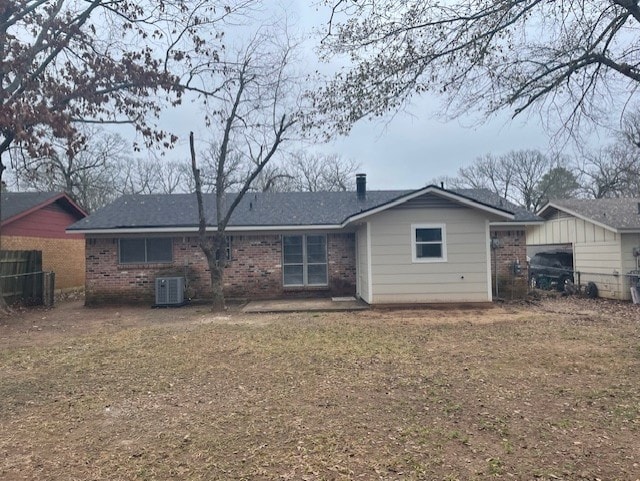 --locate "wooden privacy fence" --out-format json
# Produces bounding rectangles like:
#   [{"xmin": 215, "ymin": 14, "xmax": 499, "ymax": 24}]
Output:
[
  {"xmin": 0, "ymin": 250, "xmax": 55, "ymax": 306},
  {"xmin": 1, "ymin": 250, "xmax": 42, "ymax": 276}
]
